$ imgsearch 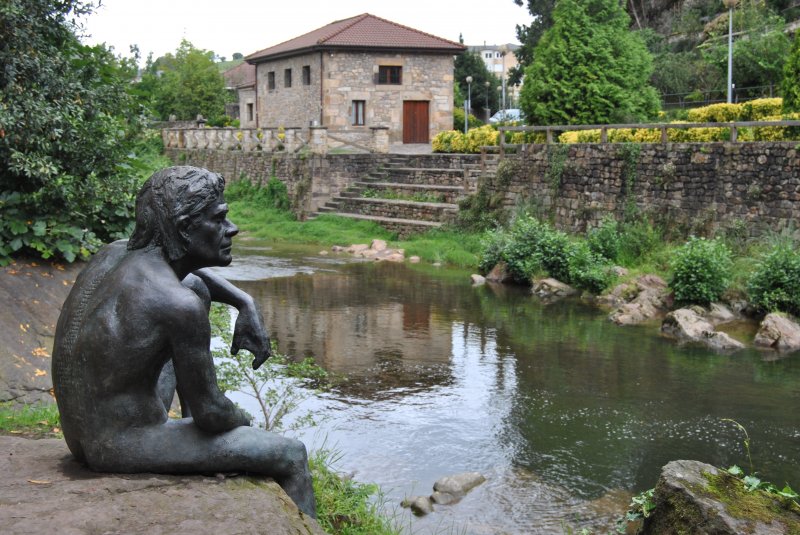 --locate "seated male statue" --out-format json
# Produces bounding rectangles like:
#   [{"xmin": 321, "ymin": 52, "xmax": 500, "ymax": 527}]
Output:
[{"xmin": 51, "ymin": 166, "xmax": 316, "ymax": 517}]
